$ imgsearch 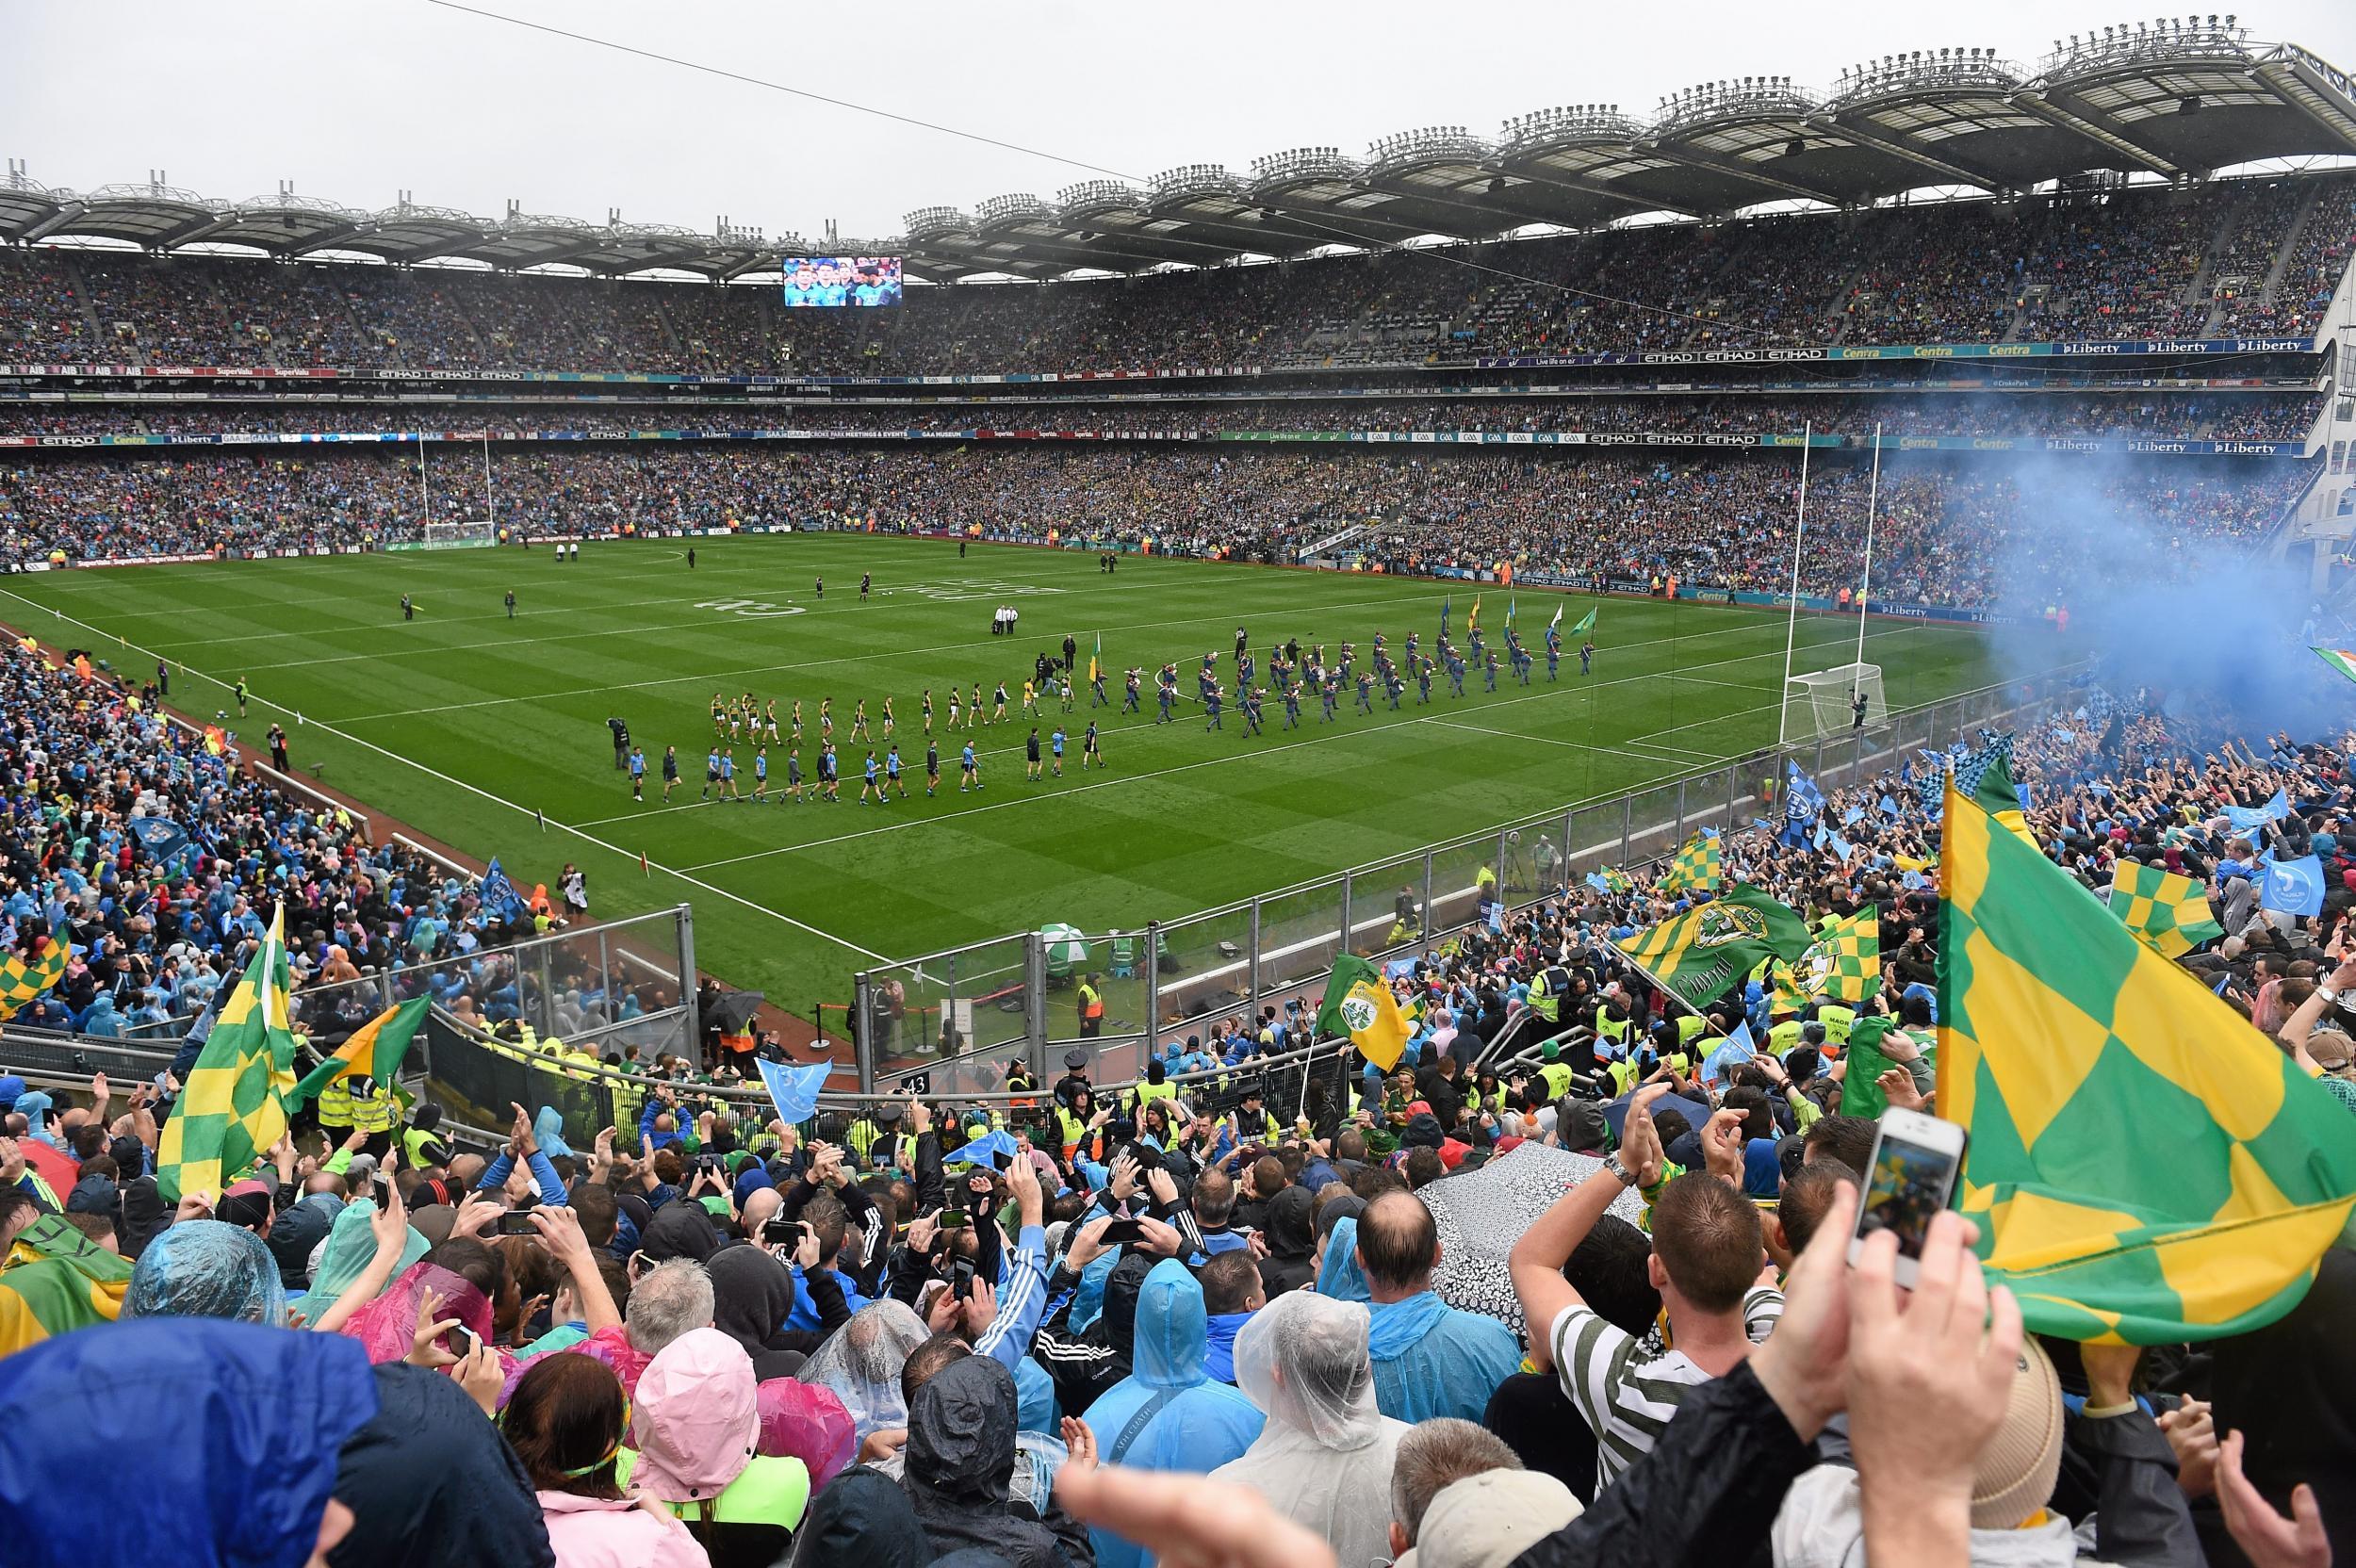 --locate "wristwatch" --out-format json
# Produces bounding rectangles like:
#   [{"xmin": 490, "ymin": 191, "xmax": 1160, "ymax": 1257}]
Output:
[{"xmin": 1603, "ymin": 1153, "xmax": 1639, "ymax": 1186}]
